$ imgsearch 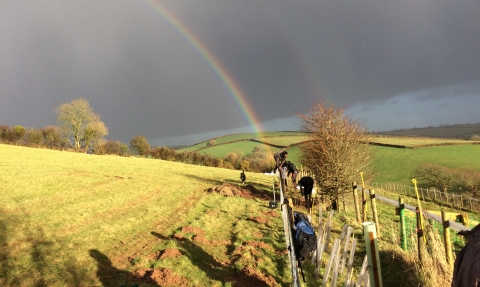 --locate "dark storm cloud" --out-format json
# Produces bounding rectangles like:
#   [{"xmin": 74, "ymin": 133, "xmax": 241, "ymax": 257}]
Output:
[{"xmin": 1, "ymin": 0, "xmax": 479, "ymax": 144}]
